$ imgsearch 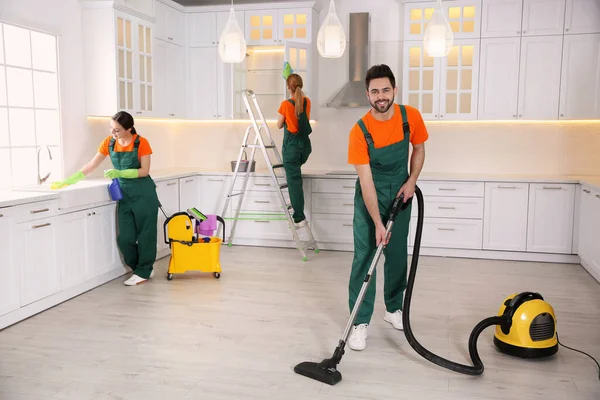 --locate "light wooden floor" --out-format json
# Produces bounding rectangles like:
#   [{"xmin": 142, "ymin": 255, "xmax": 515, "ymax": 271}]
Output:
[{"xmin": 1, "ymin": 245, "xmax": 599, "ymax": 399}]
